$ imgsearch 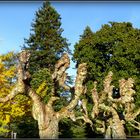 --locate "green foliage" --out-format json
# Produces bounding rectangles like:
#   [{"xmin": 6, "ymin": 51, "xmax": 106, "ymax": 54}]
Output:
[
  {"xmin": 70, "ymin": 123, "xmax": 87, "ymax": 138},
  {"xmin": 53, "ymin": 96, "xmax": 69, "ymax": 111},
  {"xmin": 59, "ymin": 118, "xmax": 87, "ymax": 138},
  {"xmin": 10, "ymin": 115, "xmax": 39, "ymax": 138},
  {"xmin": 125, "ymin": 122, "xmax": 138, "ymax": 136},
  {"xmin": 30, "ymin": 68, "xmax": 53, "ymax": 103},
  {"xmin": 73, "ymin": 22, "xmax": 140, "ymax": 104},
  {"xmin": 73, "ymin": 22, "xmax": 140, "ymax": 137},
  {"xmin": 59, "ymin": 118, "xmax": 73, "ymax": 138},
  {"xmin": 23, "ymin": 1, "xmax": 70, "ymax": 74}
]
